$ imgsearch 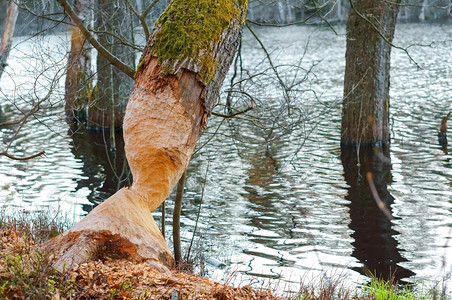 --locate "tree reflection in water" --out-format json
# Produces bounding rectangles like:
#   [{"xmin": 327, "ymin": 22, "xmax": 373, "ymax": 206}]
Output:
[
  {"xmin": 341, "ymin": 145, "xmax": 415, "ymax": 282},
  {"xmin": 69, "ymin": 124, "xmax": 131, "ymax": 213}
]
